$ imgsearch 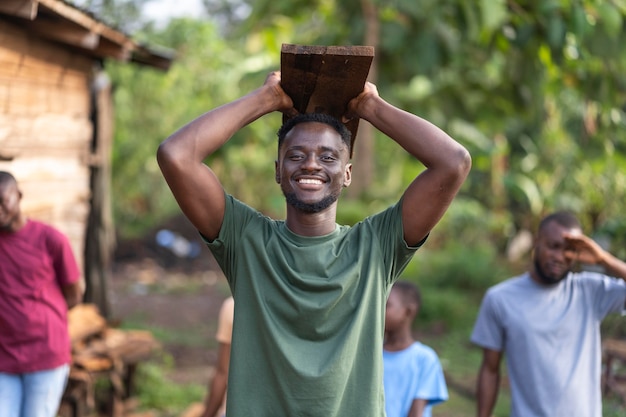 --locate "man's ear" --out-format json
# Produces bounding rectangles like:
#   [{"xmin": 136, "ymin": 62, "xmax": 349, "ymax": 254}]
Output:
[
  {"xmin": 343, "ymin": 163, "xmax": 352, "ymax": 187},
  {"xmin": 275, "ymin": 160, "xmax": 280, "ymax": 184}
]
